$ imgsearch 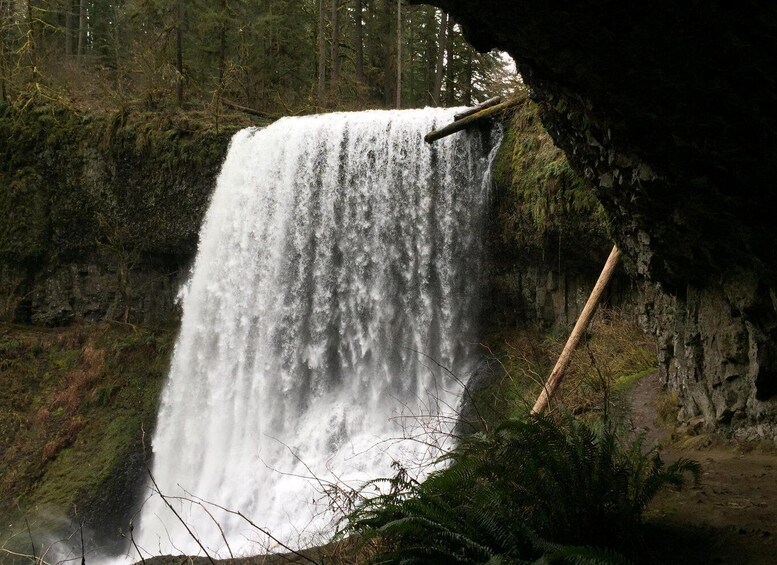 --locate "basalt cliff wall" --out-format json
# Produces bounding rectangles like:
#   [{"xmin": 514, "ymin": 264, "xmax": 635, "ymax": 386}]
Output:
[
  {"xmin": 0, "ymin": 105, "xmax": 242, "ymax": 327},
  {"xmin": 417, "ymin": 1, "xmax": 777, "ymax": 438},
  {"xmin": 4, "ymin": 84, "xmax": 776, "ymax": 439}
]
